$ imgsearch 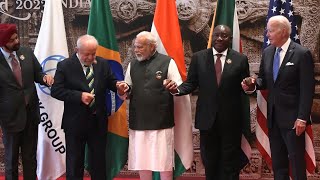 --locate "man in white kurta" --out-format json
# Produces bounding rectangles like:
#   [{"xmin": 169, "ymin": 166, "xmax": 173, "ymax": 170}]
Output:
[{"xmin": 121, "ymin": 31, "xmax": 182, "ymax": 180}]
